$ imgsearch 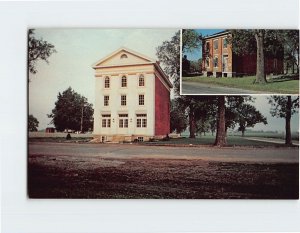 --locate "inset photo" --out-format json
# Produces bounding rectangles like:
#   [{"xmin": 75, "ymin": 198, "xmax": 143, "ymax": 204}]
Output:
[{"xmin": 181, "ymin": 29, "xmax": 299, "ymax": 95}]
